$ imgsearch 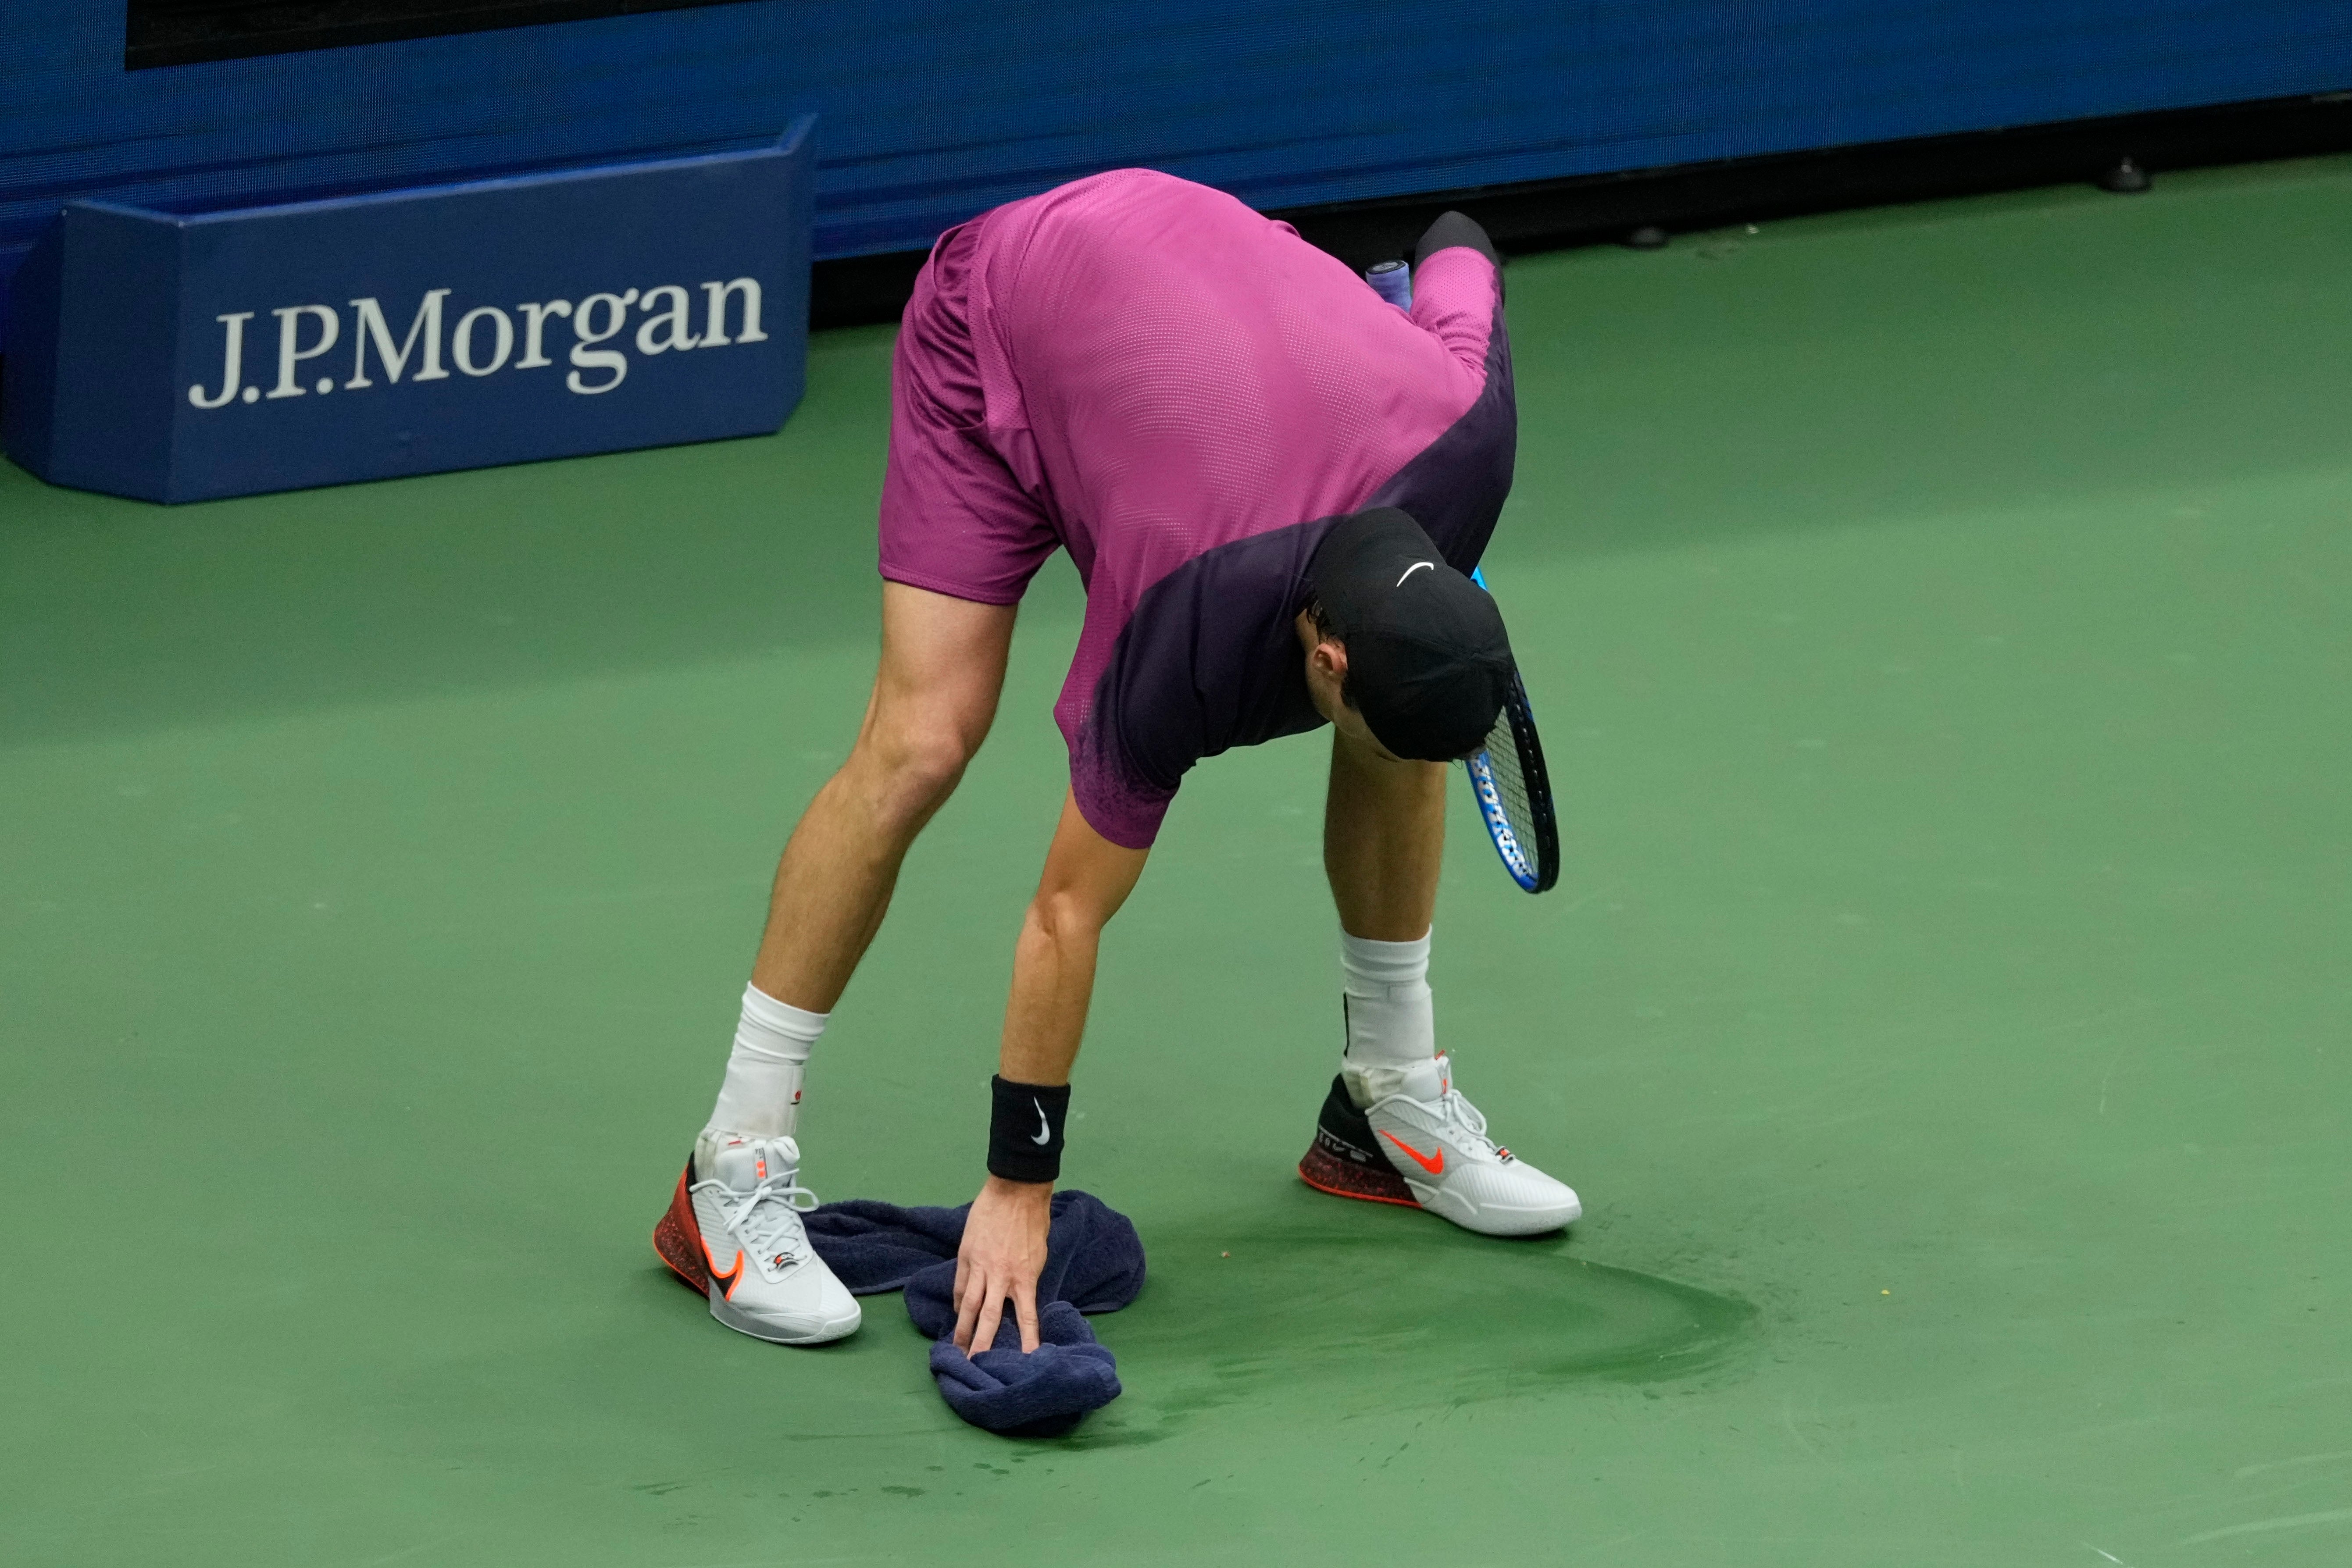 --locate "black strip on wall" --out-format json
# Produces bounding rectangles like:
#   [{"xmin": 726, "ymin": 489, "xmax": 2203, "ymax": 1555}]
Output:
[{"xmin": 125, "ymin": 0, "xmax": 762, "ymax": 70}]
